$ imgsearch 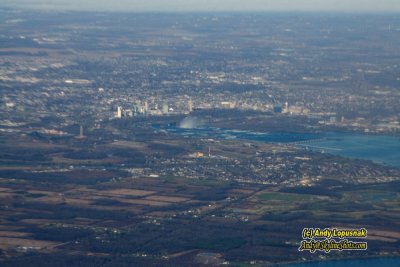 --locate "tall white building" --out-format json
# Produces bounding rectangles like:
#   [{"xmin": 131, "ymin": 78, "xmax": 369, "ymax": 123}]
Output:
[
  {"xmin": 188, "ymin": 99, "xmax": 193, "ymax": 113},
  {"xmin": 162, "ymin": 103, "xmax": 169, "ymax": 114},
  {"xmin": 115, "ymin": 106, "xmax": 122, "ymax": 118}
]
